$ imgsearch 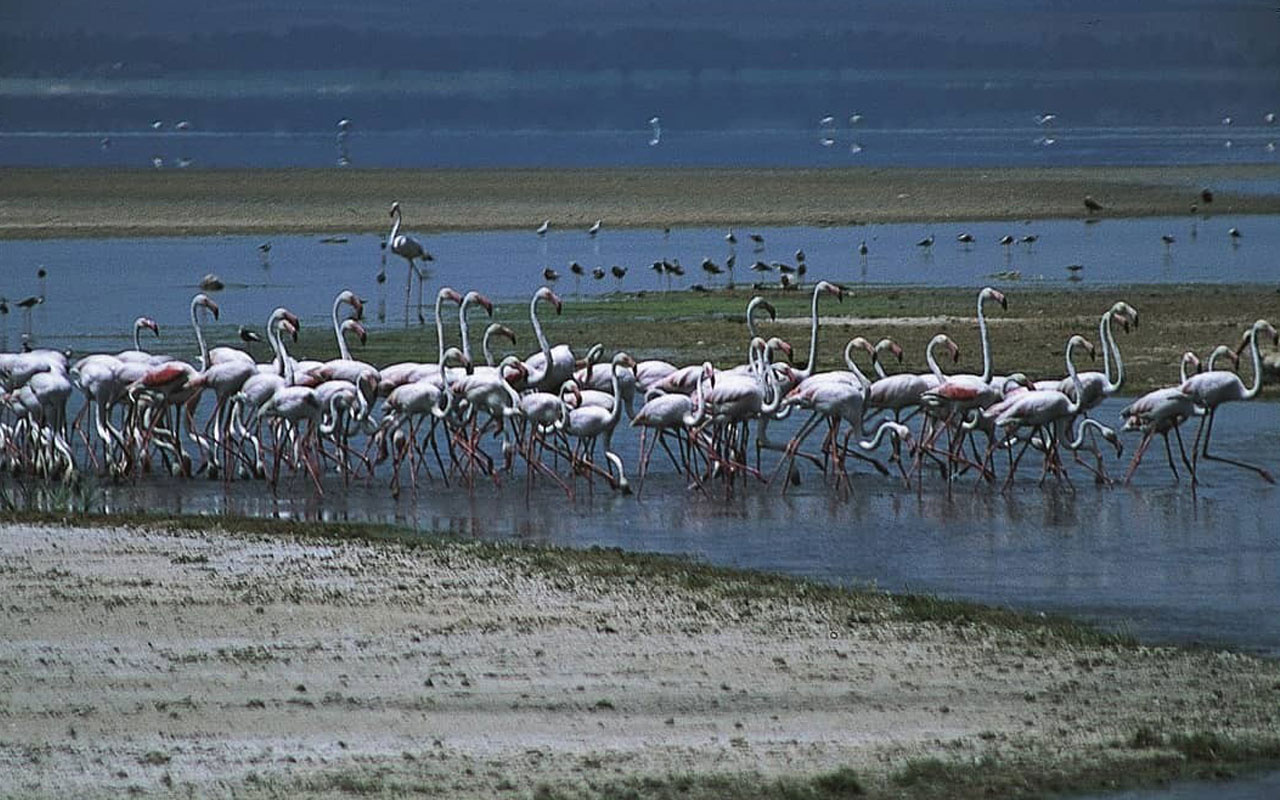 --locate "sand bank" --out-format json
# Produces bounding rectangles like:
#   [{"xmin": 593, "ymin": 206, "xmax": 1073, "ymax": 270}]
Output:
[
  {"xmin": 2, "ymin": 519, "xmax": 1277, "ymax": 798},
  {"xmin": 2, "ymin": 164, "xmax": 1279, "ymax": 239}
]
